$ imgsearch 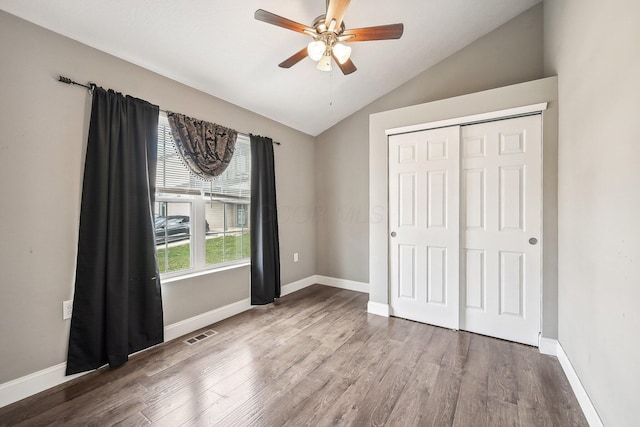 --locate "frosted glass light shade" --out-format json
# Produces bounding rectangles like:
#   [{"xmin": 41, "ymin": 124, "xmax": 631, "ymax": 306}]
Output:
[
  {"xmin": 317, "ymin": 54, "xmax": 332, "ymax": 71},
  {"xmin": 307, "ymin": 41, "xmax": 326, "ymax": 61},
  {"xmin": 332, "ymin": 43, "xmax": 352, "ymax": 64}
]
